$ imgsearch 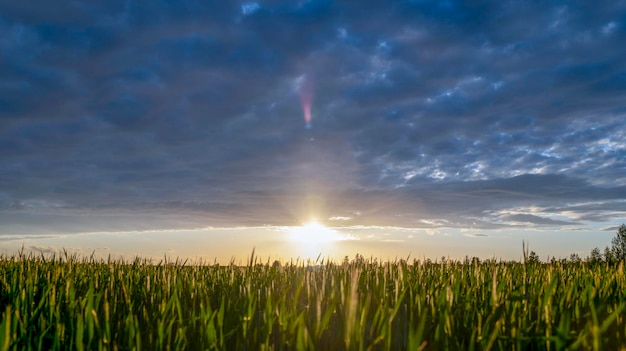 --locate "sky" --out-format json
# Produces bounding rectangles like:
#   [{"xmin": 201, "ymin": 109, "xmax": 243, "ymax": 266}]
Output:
[{"xmin": 1, "ymin": 0, "xmax": 625, "ymax": 263}]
